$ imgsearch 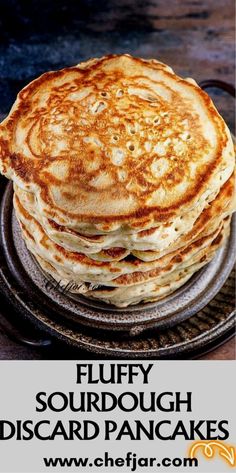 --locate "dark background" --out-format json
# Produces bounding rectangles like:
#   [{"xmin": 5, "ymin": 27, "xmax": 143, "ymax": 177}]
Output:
[
  {"xmin": 0, "ymin": 0, "xmax": 235, "ymax": 127},
  {"xmin": 0, "ymin": 0, "xmax": 235, "ymax": 359}
]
